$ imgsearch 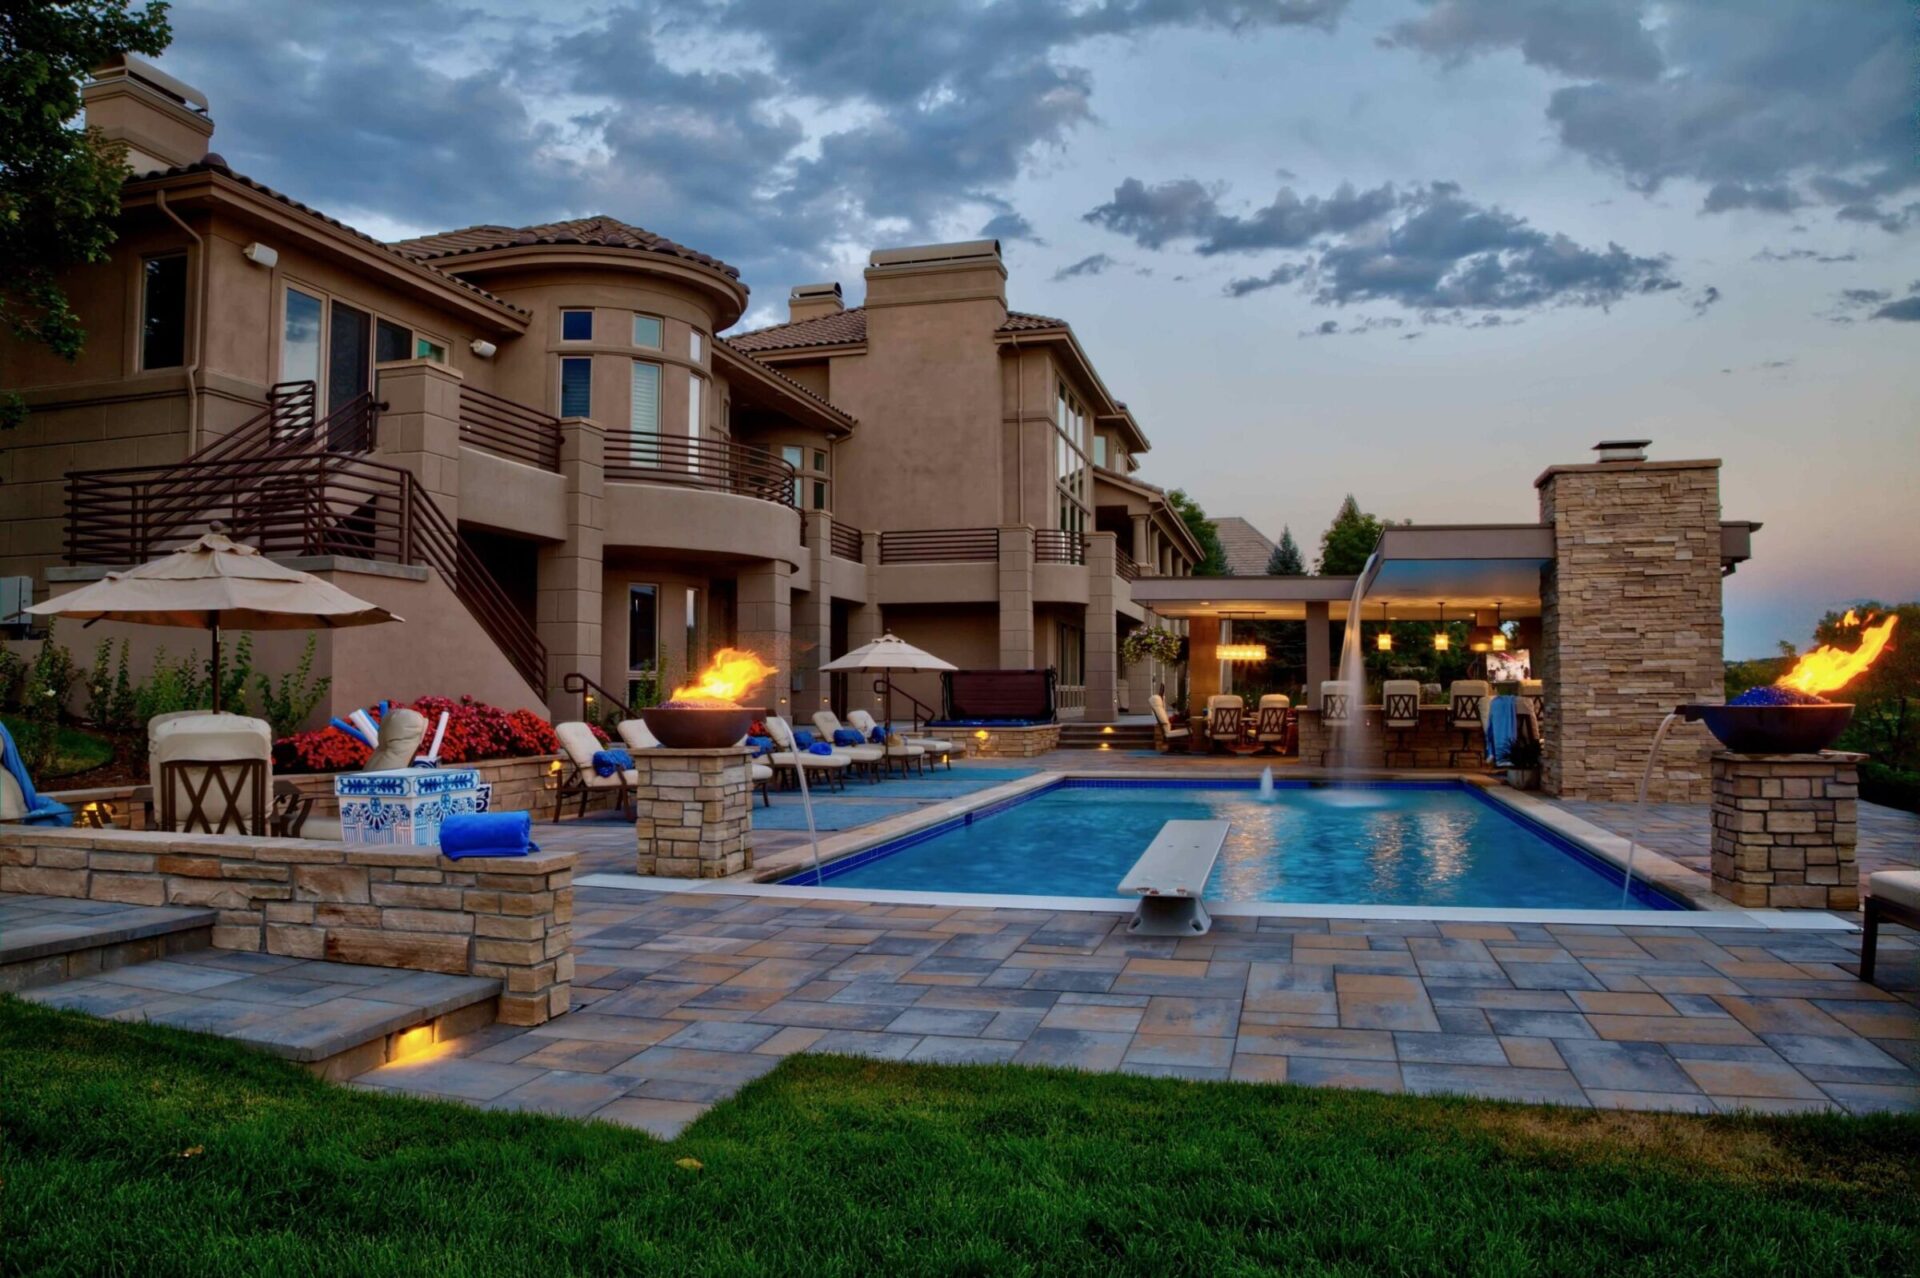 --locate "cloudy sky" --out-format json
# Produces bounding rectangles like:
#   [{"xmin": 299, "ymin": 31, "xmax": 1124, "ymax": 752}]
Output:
[{"xmin": 151, "ymin": 0, "xmax": 1917, "ymax": 657}]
